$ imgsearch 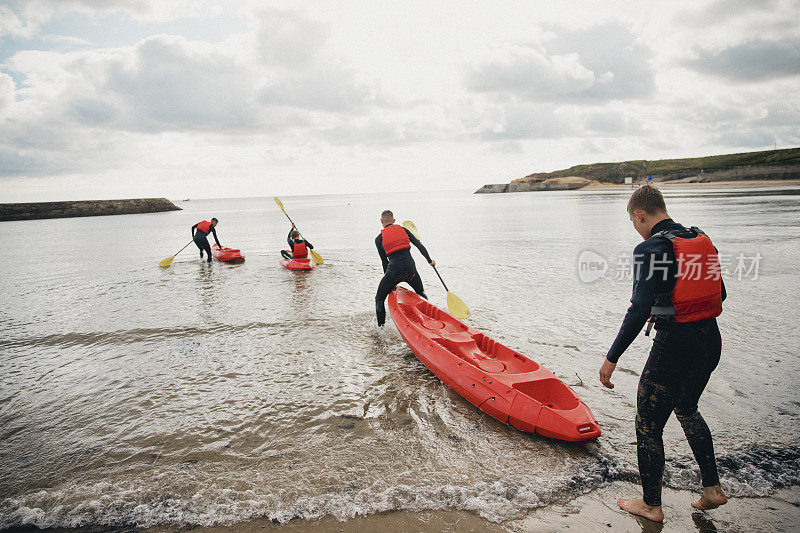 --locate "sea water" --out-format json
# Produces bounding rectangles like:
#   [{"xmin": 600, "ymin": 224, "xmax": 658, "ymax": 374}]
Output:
[{"xmin": 1, "ymin": 188, "xmax": 799, "ymax": 528}]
